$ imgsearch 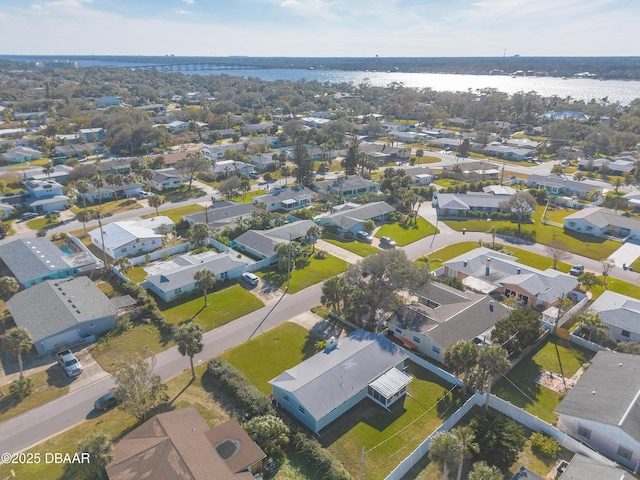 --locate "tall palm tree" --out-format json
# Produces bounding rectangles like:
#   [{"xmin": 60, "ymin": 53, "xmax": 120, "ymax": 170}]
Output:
[
  {"xmin": 452, "ymin": 426, "xmax": 479, "ymax": 480},
  {"xmin": 471, "ymin": 344, "xmax": 511, "ymax": 410},
  {"xmin": 579, "ymin": 311, "xmax": 609, "ymax": 341},
  {"xmin": 6, "ymin": 327, "xmax": 33, "ymax": 378},
  {"xmin": 93, "ymin": 174, "xmax": 105, "ymax": 207},
  {"xmin": 321, "ymin": 275, "xmax": 348, "ymax": 316},
  {"xmin": 75, "ymin": 180, "xmax": 89, "ymax": 210},
  {"xmin": 174, "ymin": 322, "xmax": 204, "ymax": 380},
  {"xmin": 468, "ymin": 461, "xmax": 502, "ymax": 480},
  {"xmin": 194, "ymin": 269, "xmax": 216, "ymax": 307},
  {"xmin": 305, "ymin": 225, "xmax": 322, "ymax": 253},
  {"xmin": 444, "ymin": 340, "xmax": 478, "ymax": 395},
  {"xmin": 429, "ymin": 431, "xmax": 462, "ymax": 480},
  {"xmin": 42, "ymin": 162, "xmax": 55, "ymax": 179},
  {"xmin": 76, "ymin": 209, "xmax": 95, "ymax": 235},
  {"xmin": 113, "ymin": 257, "xmax": 132, "ymax": 275},
  {"xmin": 148, "ymin": 194, "xmax": 163, "ymax": 216}
]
